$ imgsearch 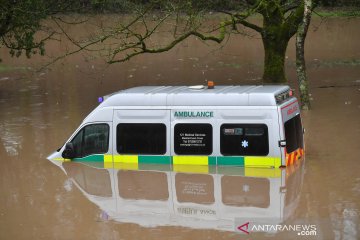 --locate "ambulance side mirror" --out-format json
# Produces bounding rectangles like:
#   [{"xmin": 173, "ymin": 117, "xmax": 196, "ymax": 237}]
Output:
[{"xmin": 62, "ymin": 143, "xmax": 75, "ymax": 159}]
